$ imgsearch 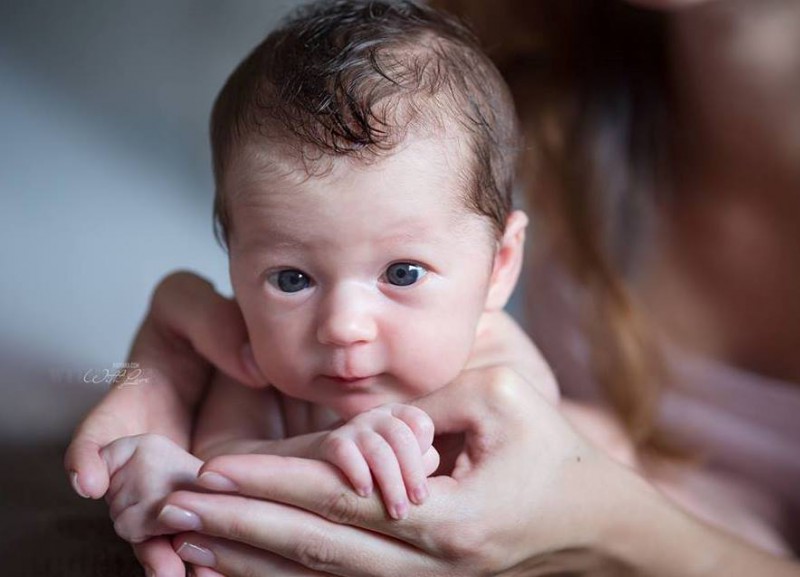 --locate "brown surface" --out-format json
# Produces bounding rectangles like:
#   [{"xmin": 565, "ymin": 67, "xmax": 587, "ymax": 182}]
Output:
[{"xmin": 1, "ymin": 442, "xmax": 142, "ymax": 577}]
